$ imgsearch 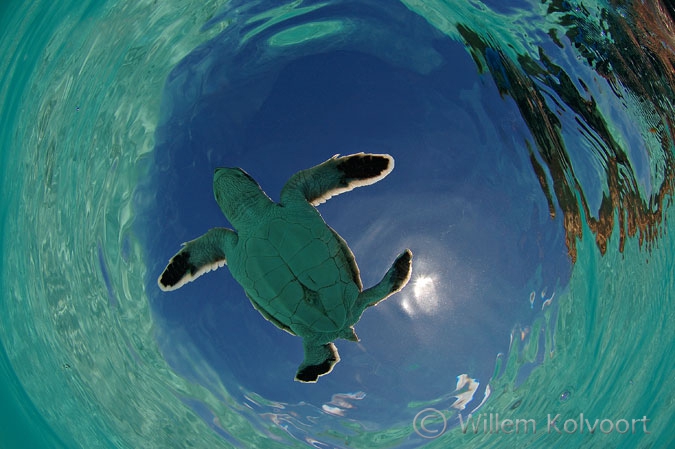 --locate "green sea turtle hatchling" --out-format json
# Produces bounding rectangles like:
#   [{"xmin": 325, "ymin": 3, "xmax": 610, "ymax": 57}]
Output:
[{"xmin": 158, "ymin": 153, "xmax": 412, "ymax": 382}]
